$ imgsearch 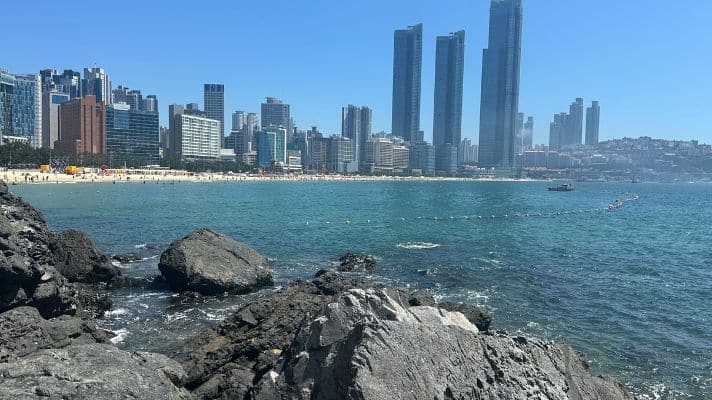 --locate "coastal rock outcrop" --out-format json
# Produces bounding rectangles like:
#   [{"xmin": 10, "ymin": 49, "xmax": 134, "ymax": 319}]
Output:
[
  {"xmin": 181, "ymin": 271, "xmax": 372, "ymax": 397},
  {"xmin": 337, "ymin": 252, "xmax": 376, "ymax": 272},
  {"xmin": 0, "ymin": 306, "xmax": 108, "ymax": 362},
  {"xmin": 0, "ymin": 182, "xmax": 77, "ymax": 318},
  {"xmin": 50, "ymin": 229, "xmax": 120, "ymax": 283},
  {"xmin": 0, "ymin": 344, "xmax": 193, "ymax": 399},
  {"xmin": 158, "ymin": 228, "xmax": 273, "ymax": 295},
  {"xmin": 254, "ymin": 288, "xmax": 633, "ymax": 400}
]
